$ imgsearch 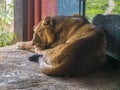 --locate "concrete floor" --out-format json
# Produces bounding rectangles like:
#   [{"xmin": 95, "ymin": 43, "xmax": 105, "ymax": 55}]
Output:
[{"xmin": 0, "ymin": 45, "xmax": 120, "ymax": 90}]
